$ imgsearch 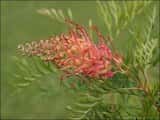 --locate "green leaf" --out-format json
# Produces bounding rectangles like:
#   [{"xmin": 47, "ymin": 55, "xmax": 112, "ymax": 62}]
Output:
[{"xmin": 134, "ymin": 38, "xmax": 158, "ymax": 68}]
